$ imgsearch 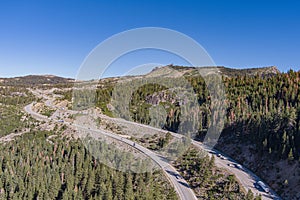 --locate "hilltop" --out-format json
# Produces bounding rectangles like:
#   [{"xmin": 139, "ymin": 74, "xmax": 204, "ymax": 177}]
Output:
[
  {"xmin": 149, "ymin": 65, "xmax": 280, "ymax": 78},
  {"xmin": 0, "ymin": 75, "xmax": 74, "ymax": 86},
  {"xmin": 0, "ymin": 66, "xmax": 280, "ymax": 86}
]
